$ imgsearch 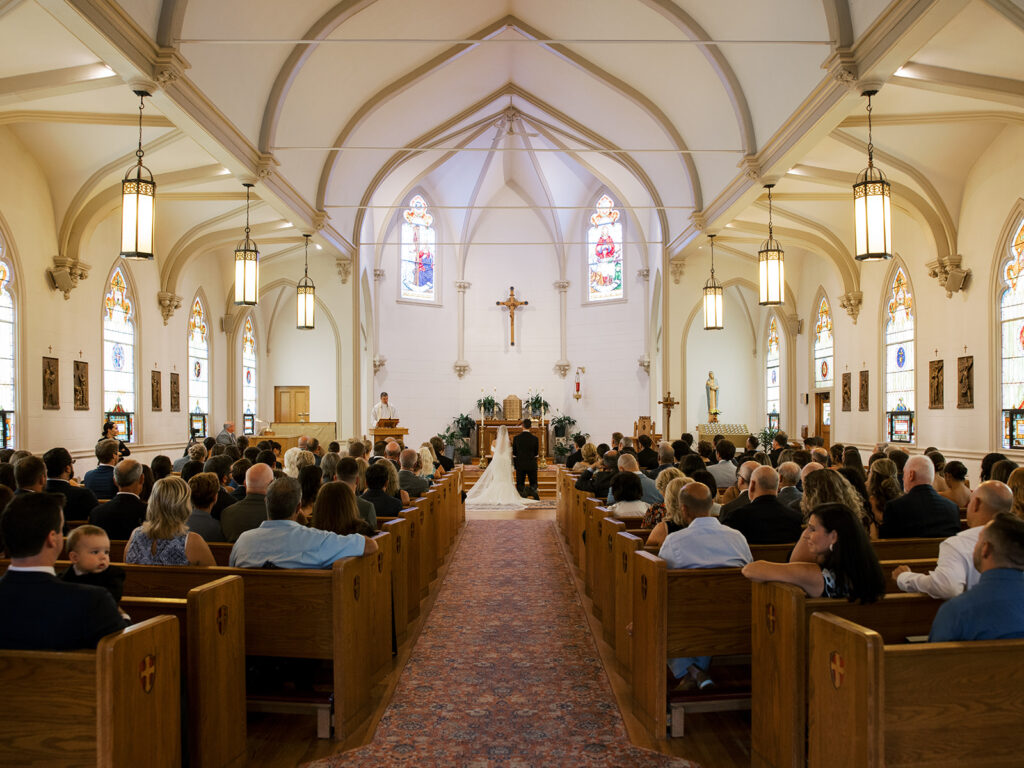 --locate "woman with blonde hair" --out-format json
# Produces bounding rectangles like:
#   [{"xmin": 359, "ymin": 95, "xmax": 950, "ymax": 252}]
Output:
[
  {"xmin": 418, "ymin": 446, "xmax": 436, "ymax": 481},
  {"xmin": 642, "ymin": 467, "xmax": 684, "ymax": 528},
  {"xmin": 646, "ymin": 476, "xmax": 689, "ymax": 548},
  {"xmin": 573, "ymin": 443, "xmax": 600, "ymax": 472},
  {"xmin": 799, "ymin": 469, "xmax": 872, "ymax": 538},
  {"xmin": 1007, "ymin": 467, "xmax": 1024, "ymax": 519},
  {"xmin": 866, "ymin": 459, "xmax": 902, "ymax": 532},
  {"xmin": 421, "ymin": 442, "xmax": 444, "ymax": 478},
  {"xmin": 125, "ymin": 476, "xmax": 215, "ymax": 566},
  {"xmin": 381, "ymin": 457, "xmax": 411, "ymax": 507}
]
